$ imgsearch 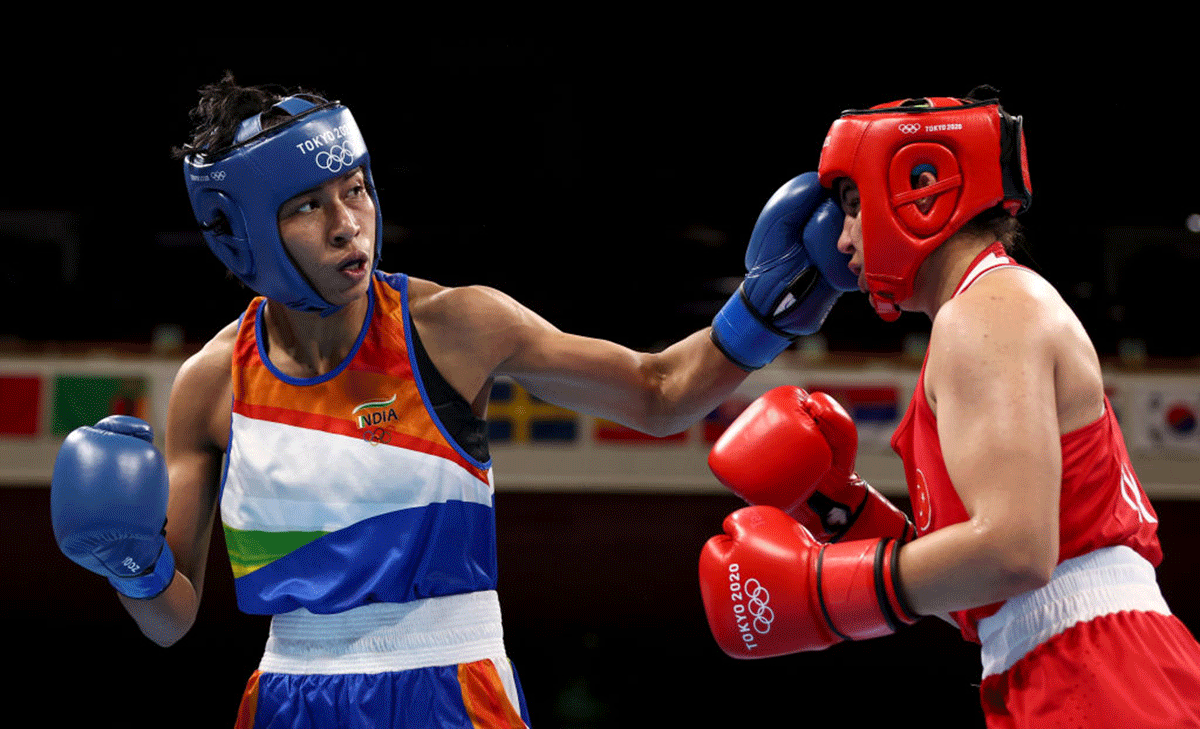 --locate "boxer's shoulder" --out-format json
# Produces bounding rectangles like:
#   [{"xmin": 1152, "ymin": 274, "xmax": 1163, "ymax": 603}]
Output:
[
  {"xmin": 926, "ymin": 265, "xmax": 1100, "ymax": 426},
  {"xmin": 935, "ymin": 265, "xmax": 1064, "ymax": 346},
  {"xmin": 170, "ymin": 320, "xmax": 236, "ymax": 453}
]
